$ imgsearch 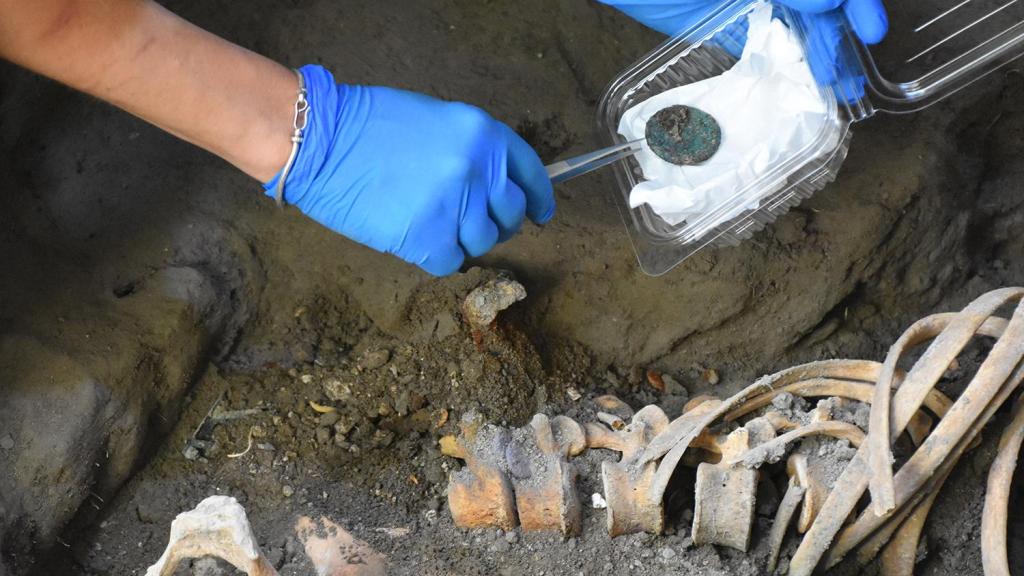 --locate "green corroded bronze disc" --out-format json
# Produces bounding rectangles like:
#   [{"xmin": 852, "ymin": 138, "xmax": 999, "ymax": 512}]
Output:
[{"xmin": 644, "ymin": 104, "xmax": 721, "ymax": 166}]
